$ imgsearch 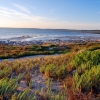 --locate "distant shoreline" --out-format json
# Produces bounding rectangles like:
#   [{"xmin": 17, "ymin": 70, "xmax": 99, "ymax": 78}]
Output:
[{"xmin": 0, "ymin": 27, "xmax": 100, "ymax": 34}]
